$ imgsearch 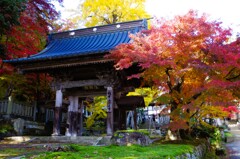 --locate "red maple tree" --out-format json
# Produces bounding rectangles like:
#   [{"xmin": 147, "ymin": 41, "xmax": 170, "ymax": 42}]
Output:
[
  {"xmin": 108, "ymin": 11, "xmax": 240, "ymax": 135},
  {"xmin": 4, "ymin": 0, "xmax": 63, "ymax": 59},
  {"xmin": 0, "ymin": 0, "xmax": 63, "ymax": 101}
]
